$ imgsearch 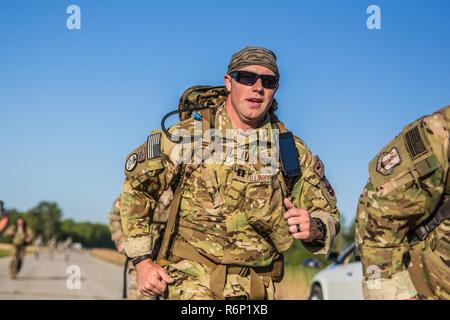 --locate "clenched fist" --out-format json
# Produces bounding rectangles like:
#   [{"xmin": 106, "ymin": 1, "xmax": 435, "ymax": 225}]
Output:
[
  {"xmin": 283, "ymin": 198, "xmax": 320, "ymax": 243},
  {"xmin": 135, "ymin": 259, "xmax": 174, "ymax": 297}
]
